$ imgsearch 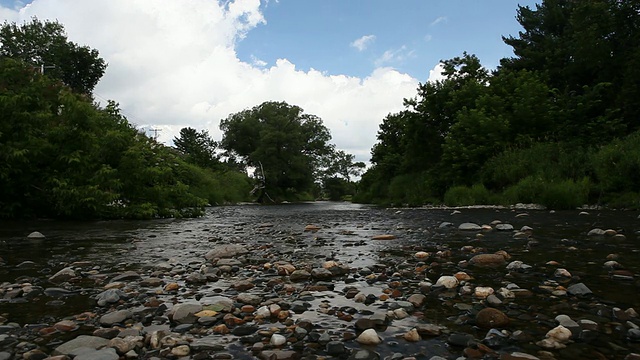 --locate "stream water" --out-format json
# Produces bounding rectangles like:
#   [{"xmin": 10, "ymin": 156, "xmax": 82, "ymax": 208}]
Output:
[{"xmin": 0, "ymin": 202, "xmax": 639, "ymax": 359}]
